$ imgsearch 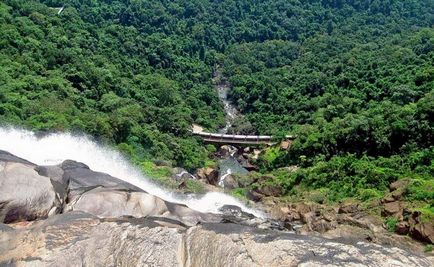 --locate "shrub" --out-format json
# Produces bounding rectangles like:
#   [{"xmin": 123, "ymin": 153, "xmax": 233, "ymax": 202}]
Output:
[
  {"xmin": 384, "ymin": 217, "xmax": 399, "ymax": 232},
  {"xmin": 231, "ymin": 188, "xmax": 248, "ymax": 200},
  {"xmin": 185, "ymin": 180, "xmax": 205, "ymax": 194},
  {"xmin": 357, "ymin": 188, "xmax": 383, "ymax": 202}
]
